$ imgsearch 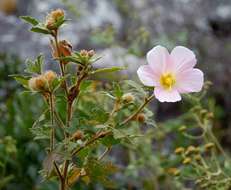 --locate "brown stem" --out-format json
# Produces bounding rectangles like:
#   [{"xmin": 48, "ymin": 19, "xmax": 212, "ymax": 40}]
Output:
[
  {"xmin": 49, "ymin": 93, "xmax": 55, "ymax": 151},
  {"xmin": 120, "ymin": 94, "xmax": 154, "ymax": 126},
  {"xmin": 72, "ymin": 131, "xmax": 111, "ymax": 156},
  {"xmin": 53, "ymin": 30, "xmax": 69, "ymax": 96}
]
